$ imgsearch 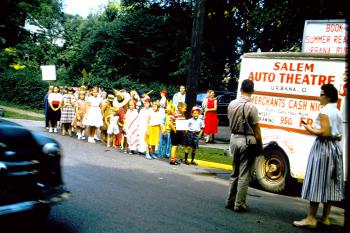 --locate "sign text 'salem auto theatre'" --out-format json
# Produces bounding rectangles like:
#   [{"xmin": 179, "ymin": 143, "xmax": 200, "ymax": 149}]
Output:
[{"xmin": 240, "ymin": 56, "xmax": 346, "ymax": 134}]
